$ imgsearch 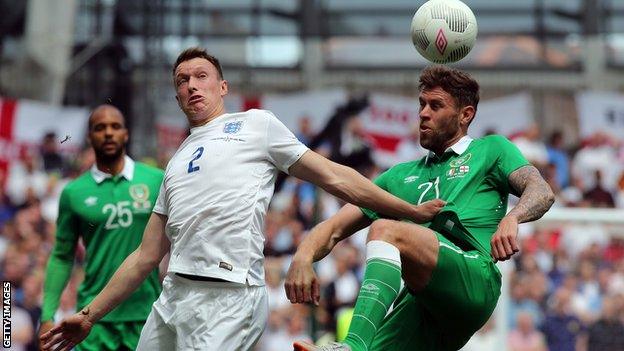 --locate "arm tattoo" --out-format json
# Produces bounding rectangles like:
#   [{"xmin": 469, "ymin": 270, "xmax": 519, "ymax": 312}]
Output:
[{"xmin": 507, "ymin": 165, "xmax": 555, "ymax": 223}]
